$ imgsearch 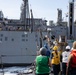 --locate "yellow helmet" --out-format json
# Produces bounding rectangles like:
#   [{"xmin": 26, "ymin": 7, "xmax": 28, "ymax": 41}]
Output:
[{"xmin": 53, "ymin": 46, "xmax": 58, "ymax": 51}]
